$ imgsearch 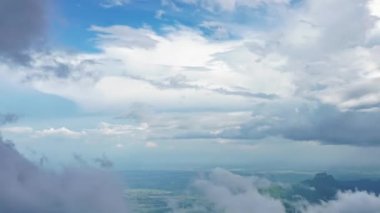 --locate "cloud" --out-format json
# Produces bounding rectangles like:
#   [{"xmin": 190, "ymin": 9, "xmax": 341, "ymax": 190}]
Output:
[
  {"xmin": 275, "ymin": 0, "xmax": 380, "ymax": 109},
  {"xmin": 0, "ymin": 126, "xmax": 34, "ymax": 134},
  {"xmin": 1, "ymin": 126, "xmax": 87, "ymax": 139},
  {"xmin": 73, "ymin": 153, "xmax": 89, "ymax": 166},
  {"xmin": 94, "ymin": 154, "xmax": 114, "ymax": 168},
  {"xmin": 97, "ymin": 122, "xmax": 149, "ymax": 136},
  {"xmin": 0, "ymin": 0, "xmax": 46, "ymax": 64},
  {"xmin": 145, "ymin": 142, "xmax": 158, "ymax": 148},
  {"xmin": 219, "ymin": 101, "xmax": 380, "ymax": 146},
  {"xmin": 155, "ymin": 9, "xmax": 166, "ymax": 19},
  {"xmin": 0, "ymin": 111, "xmax": 251, "ymax": 144},
  {"xmin": 0, "ymin": 113, "xmax": 18, "ymax": 125},
  {"xmin": 319, "ymin": 78, "xmax": 380, "ymax": 111},
  {"xmin": 179, "ymin": 0, "xmax": 290, "ymax": 12},
  {"xmin": 0, "ymin": 136, "xmax": 128, "ymax": 213},
  {"xmin": 23, "ymin": 25, "xmax": 291, "ymax": 112},
  {"xmin": 90, "ymin": 25, "xmax": 158, "ymax": 49},
  {"xmin": 35, "ymin": 127, "xmax": 86, "ymax": 138},
  {"xmin": 192, "ymin": 168, "xmax": 286, "ymax": 213},
  {"xmin": 304, "ymin": 191, "xmax": 380, "ymax": 213},
  {"xmin": 100, "ymin": 0, "xmax": 130, "ymax": 8}
]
